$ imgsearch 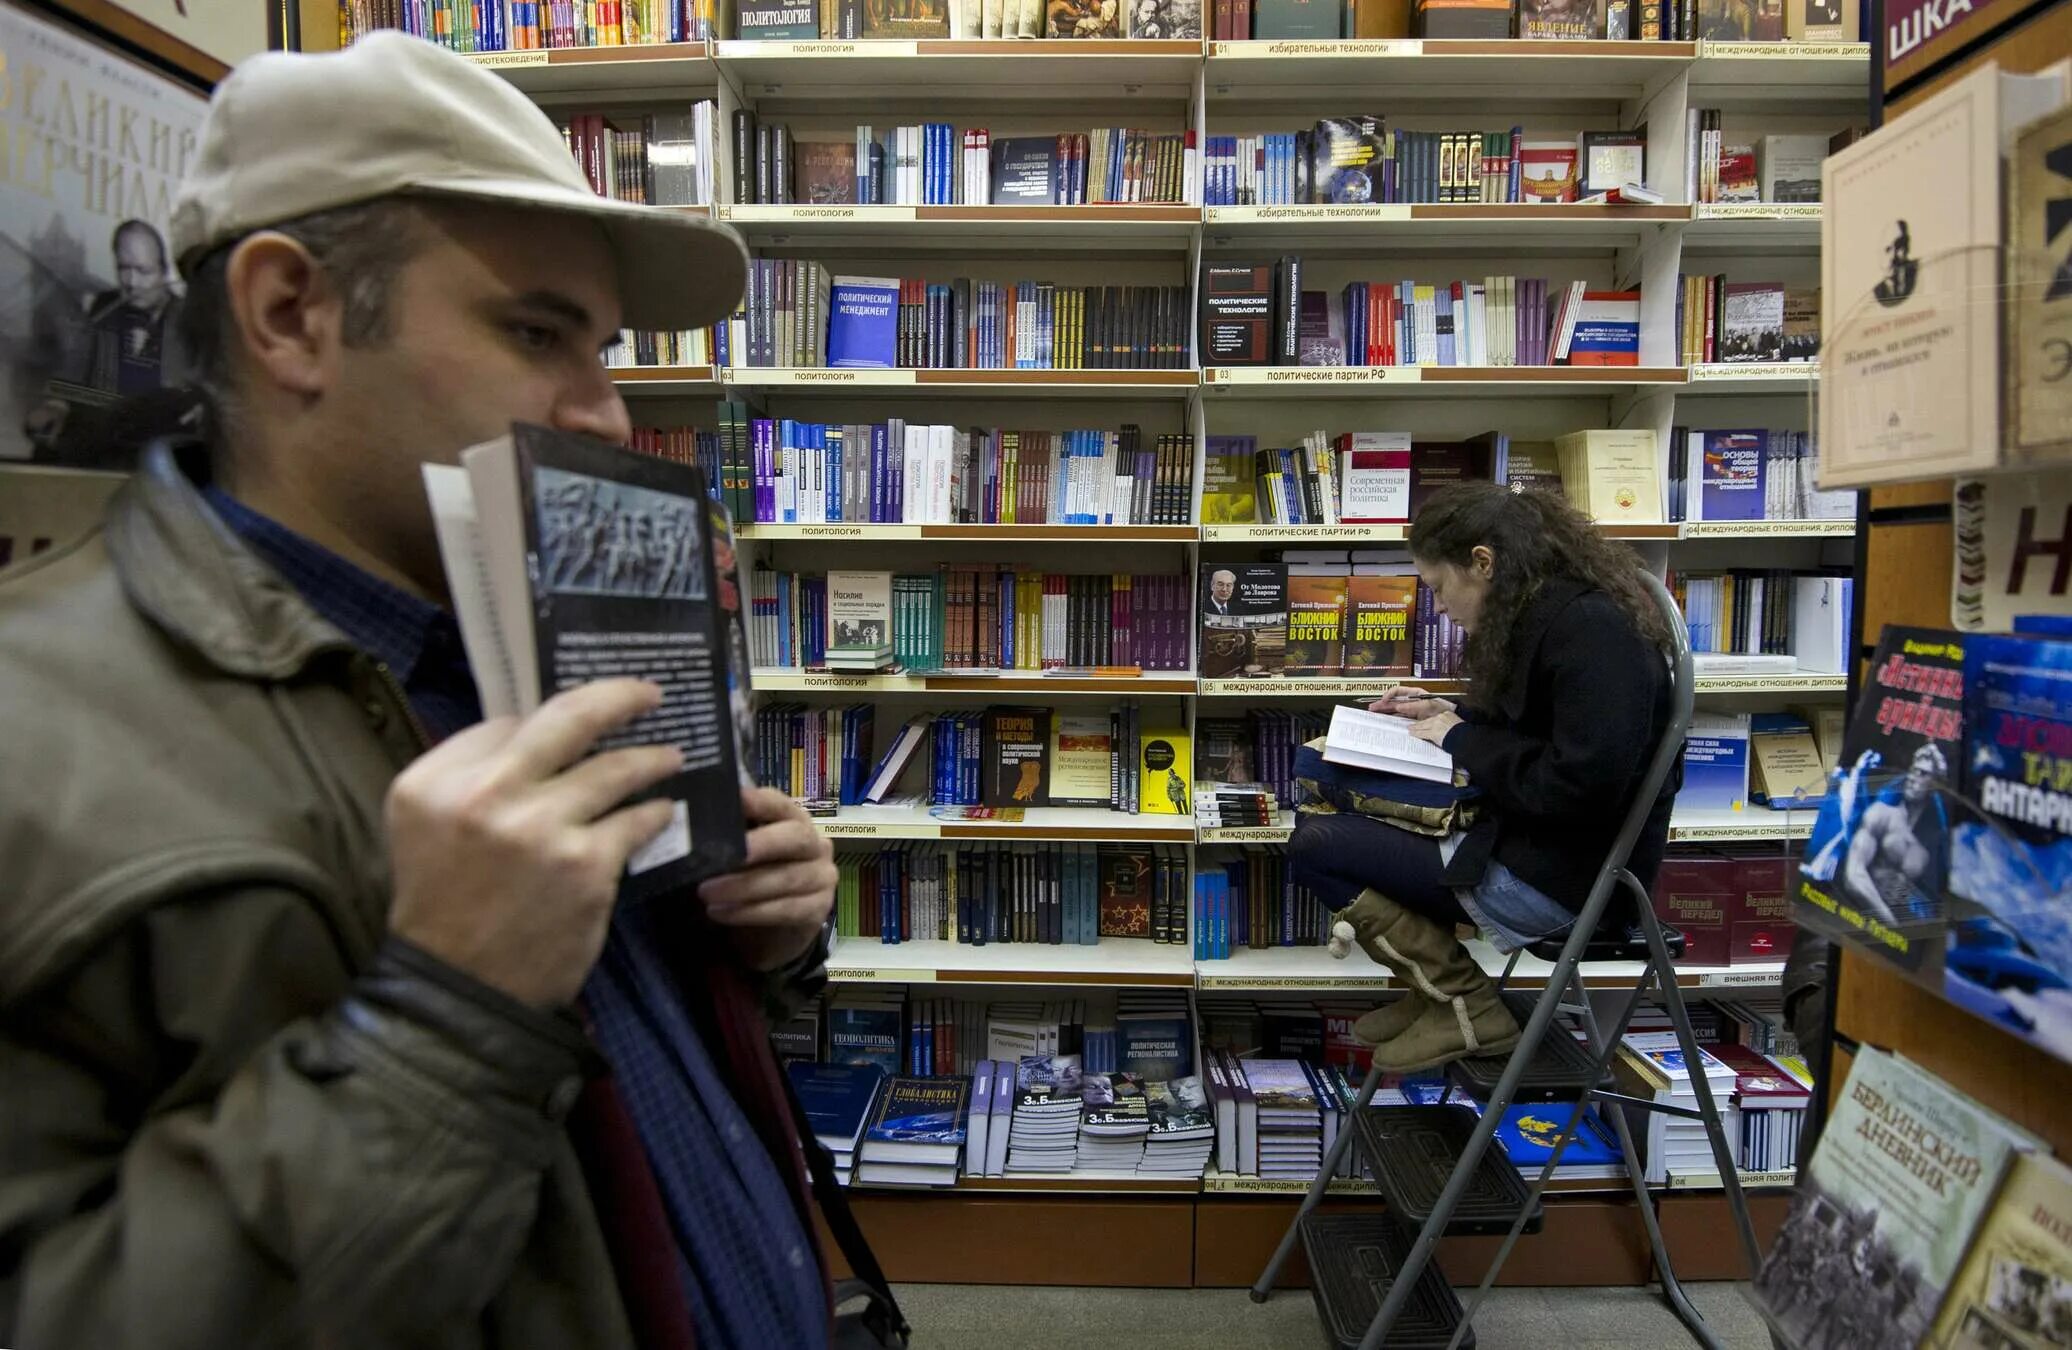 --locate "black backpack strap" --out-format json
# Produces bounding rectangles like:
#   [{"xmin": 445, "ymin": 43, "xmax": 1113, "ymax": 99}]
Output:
[{"xmin": 780, "ymin": 1070, "xmax": 912, "ymax": 1349}]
